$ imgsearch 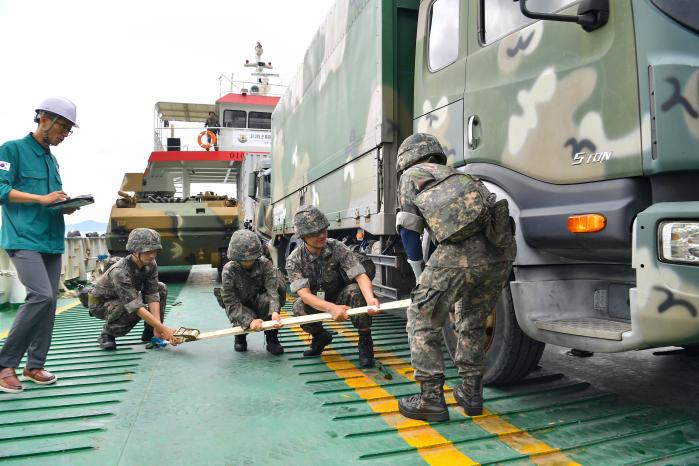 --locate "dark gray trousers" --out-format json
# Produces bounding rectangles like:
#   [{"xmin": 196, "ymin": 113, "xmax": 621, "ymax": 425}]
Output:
[{"xmin": 0, "ymin": 250, "xmax": 62, "ymax": 369}]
